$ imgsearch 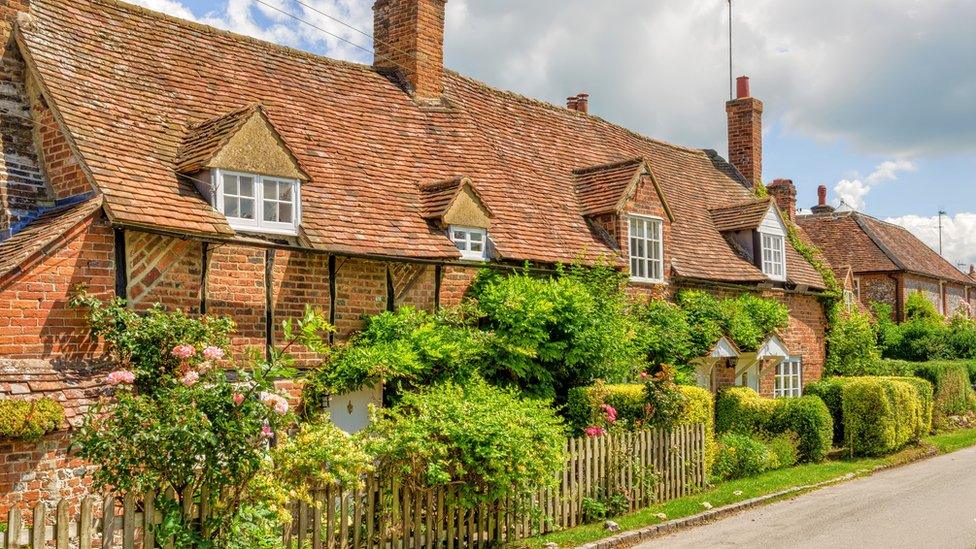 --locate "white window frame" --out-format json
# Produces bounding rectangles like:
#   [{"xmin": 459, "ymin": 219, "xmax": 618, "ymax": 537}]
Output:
[
  {"xmin": 760, "ymin": 232, "xmax": 786, "ymax": 281},
  {"xmin": 214, "ymin": 169, "xmax": 301, "ymax": 236},
  {"xmin": 449, "ymin": 226, "xmax": 488, "ymax": 261},
  {"xmin": 628, "ymin": 215, "xmax": 665, "ymax": 283},
  {"xmin": 774, "ymin": 357, "xmax": 802, "ymax": 398}
]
